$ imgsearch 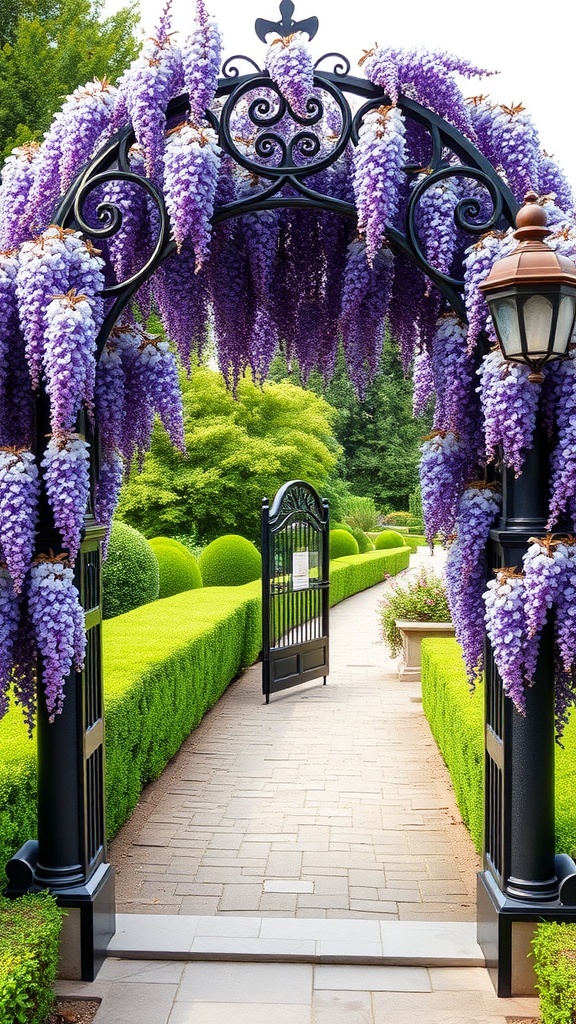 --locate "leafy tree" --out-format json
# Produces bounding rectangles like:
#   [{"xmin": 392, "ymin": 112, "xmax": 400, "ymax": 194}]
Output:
[
  {"xmin": 270, "ymin": 338, "xmax": 430, "ymax": 512},
  {"xmin": 0, "ymin": 0, "xmax": 140, "ymax": 158},
  {"xmin": 116, "ymin": 366, "xmax": 340, "ymax": 545}
]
